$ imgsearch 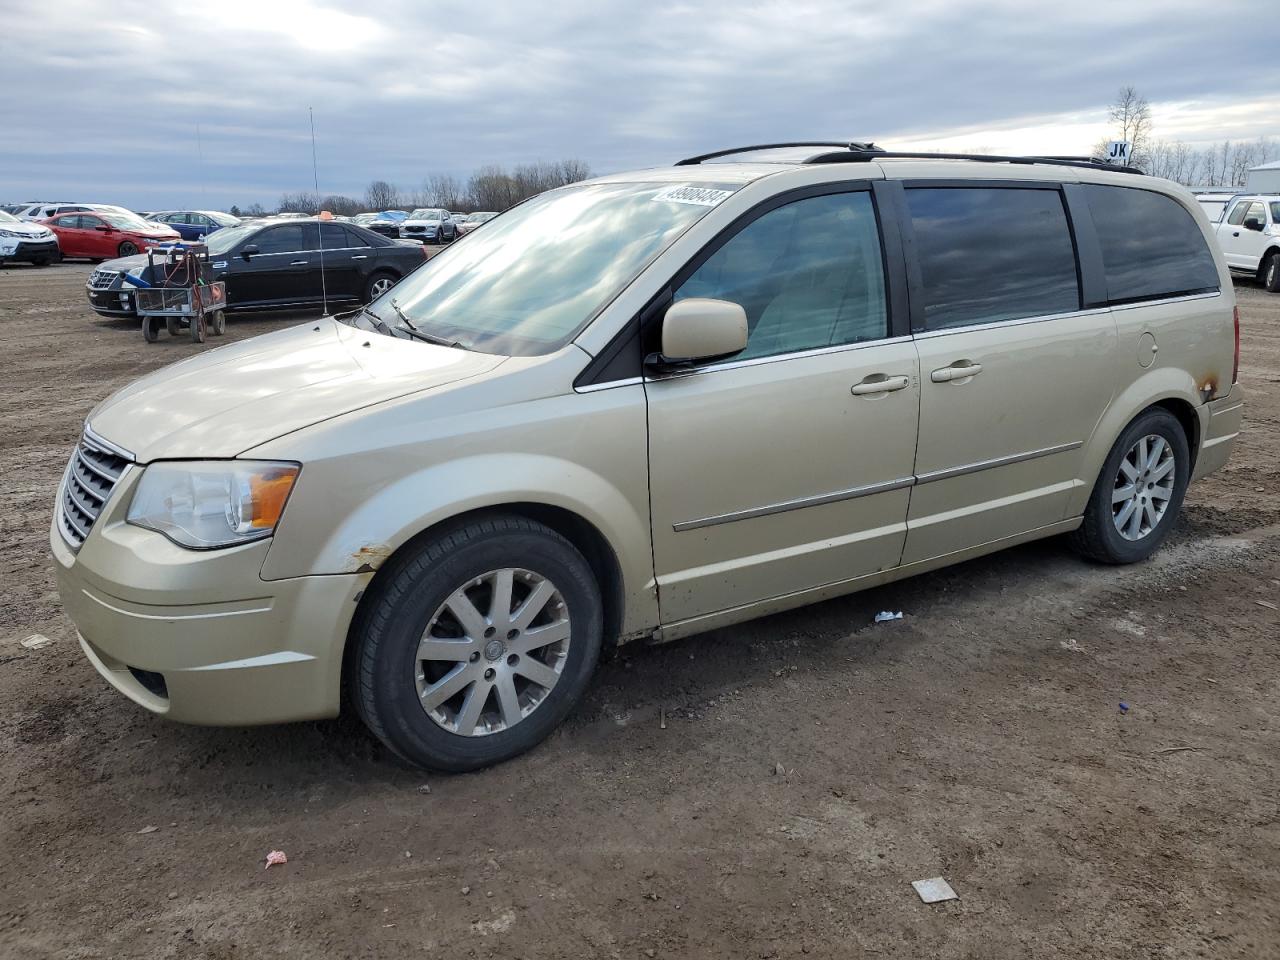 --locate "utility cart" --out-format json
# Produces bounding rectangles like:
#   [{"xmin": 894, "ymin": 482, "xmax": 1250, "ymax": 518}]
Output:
[{"xmin": 133, "ymin": 243, "xmax": 228, "ymax": 344}]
